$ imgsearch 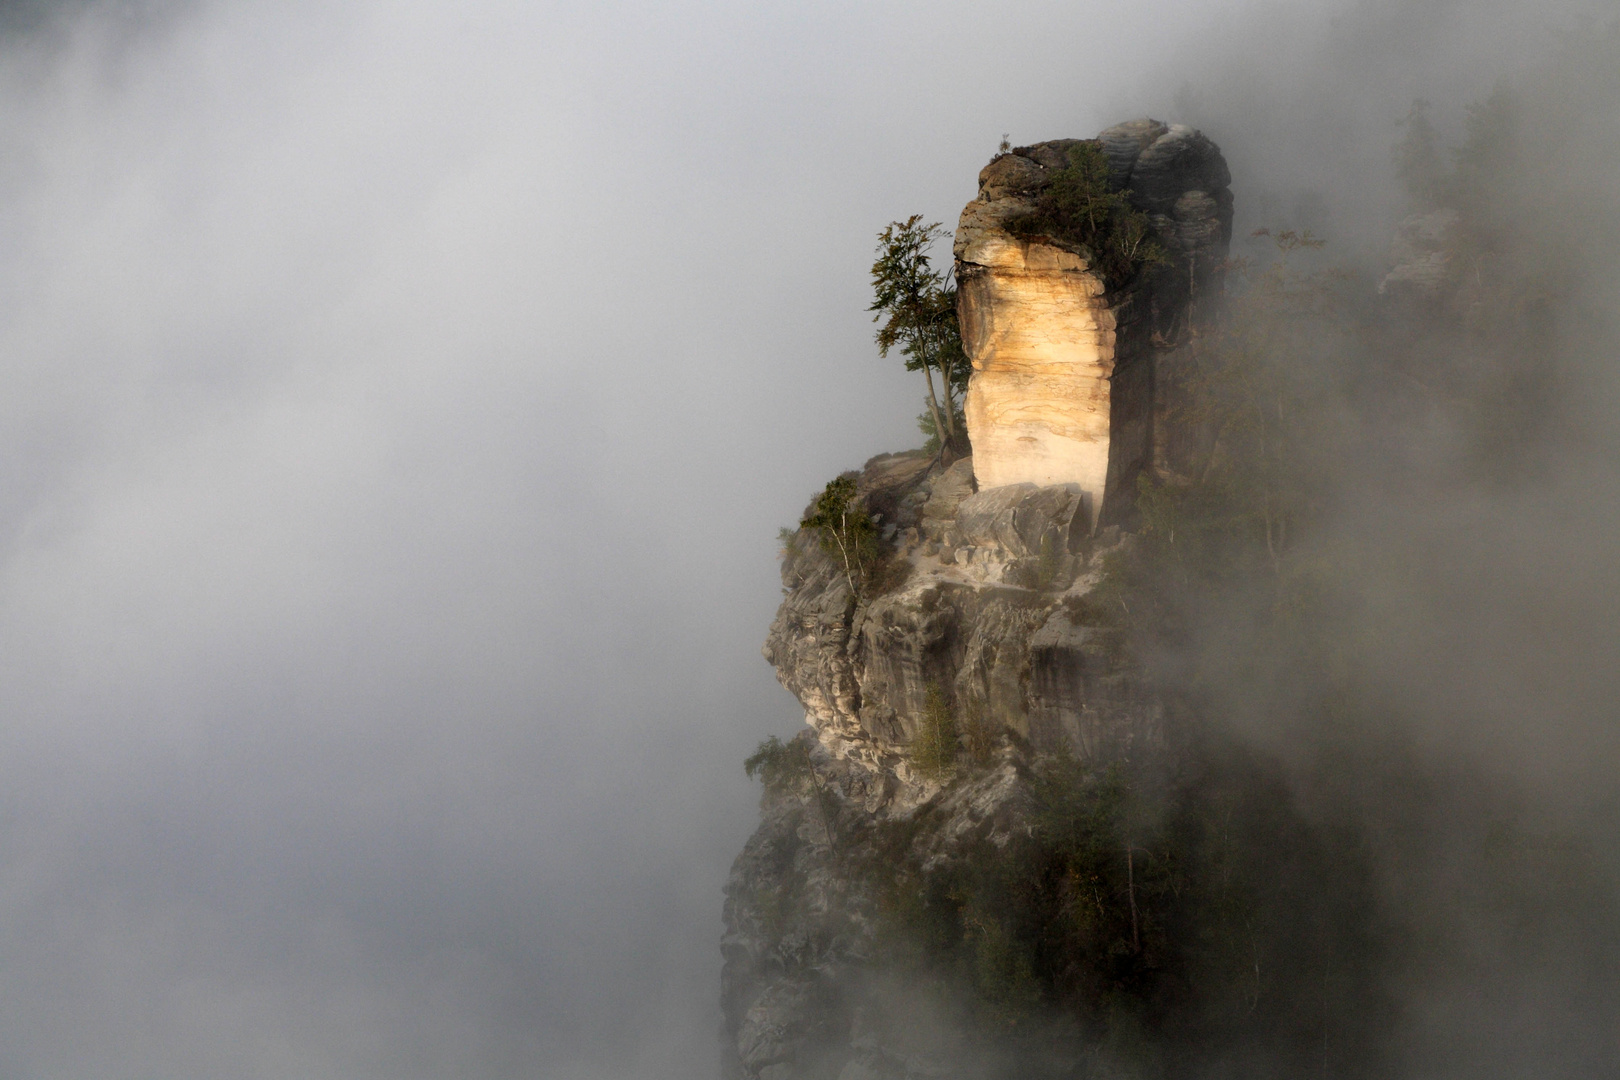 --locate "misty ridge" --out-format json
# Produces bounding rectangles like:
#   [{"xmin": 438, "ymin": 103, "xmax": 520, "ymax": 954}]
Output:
[
  {"xmin": 0, "ymin": 1, "xmax": 1614, "ymax": 1079},
  {"xmin": 727, "ymin": 18, "xmax": 1620, "ymax": 1080}
]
